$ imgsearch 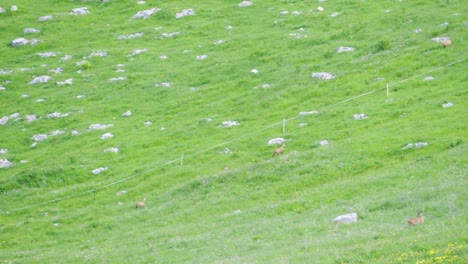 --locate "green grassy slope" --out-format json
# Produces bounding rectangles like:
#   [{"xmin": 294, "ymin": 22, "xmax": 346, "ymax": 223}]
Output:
[{"xmin": 0, "ymin": 0, "xmax": 466, "ymax": 263}]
